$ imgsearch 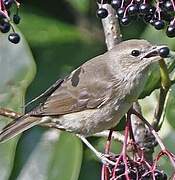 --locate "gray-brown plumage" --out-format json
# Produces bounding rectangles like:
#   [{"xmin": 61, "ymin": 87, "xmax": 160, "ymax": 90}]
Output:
[{"xmin": 0, "ymin": 39, "xmax": 167, "ymax": 142}]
